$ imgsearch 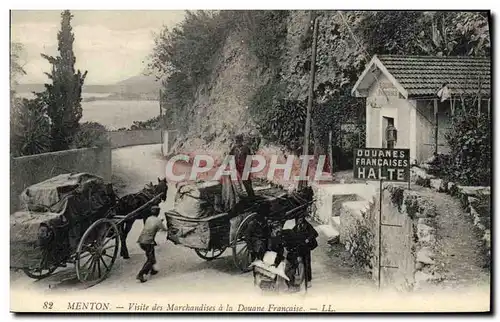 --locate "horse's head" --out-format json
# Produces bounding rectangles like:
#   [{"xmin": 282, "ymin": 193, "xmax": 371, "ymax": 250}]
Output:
[{"xmin": 155, "ymin": 177, "xmax": 168, "ymax": 201}]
